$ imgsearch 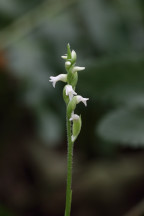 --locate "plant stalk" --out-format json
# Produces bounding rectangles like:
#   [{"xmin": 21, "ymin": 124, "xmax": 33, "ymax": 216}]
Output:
[{"xmin": 65, "ymin": 109, "xmax": 73, "ymax": 216}]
